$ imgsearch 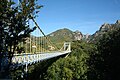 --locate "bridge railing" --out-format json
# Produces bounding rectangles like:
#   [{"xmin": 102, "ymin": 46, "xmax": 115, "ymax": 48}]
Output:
[{"xmin": 12, "ymin": 42, "xmax": 71, "ymax": 66}]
